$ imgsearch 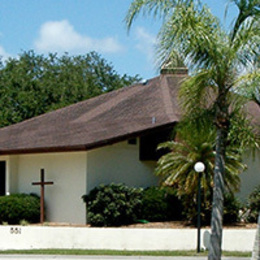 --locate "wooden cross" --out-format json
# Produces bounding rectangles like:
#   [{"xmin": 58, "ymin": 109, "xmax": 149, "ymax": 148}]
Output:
[{"xmin": 32, "ymin": 169, "xmax": 54, "ymax": 223}]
